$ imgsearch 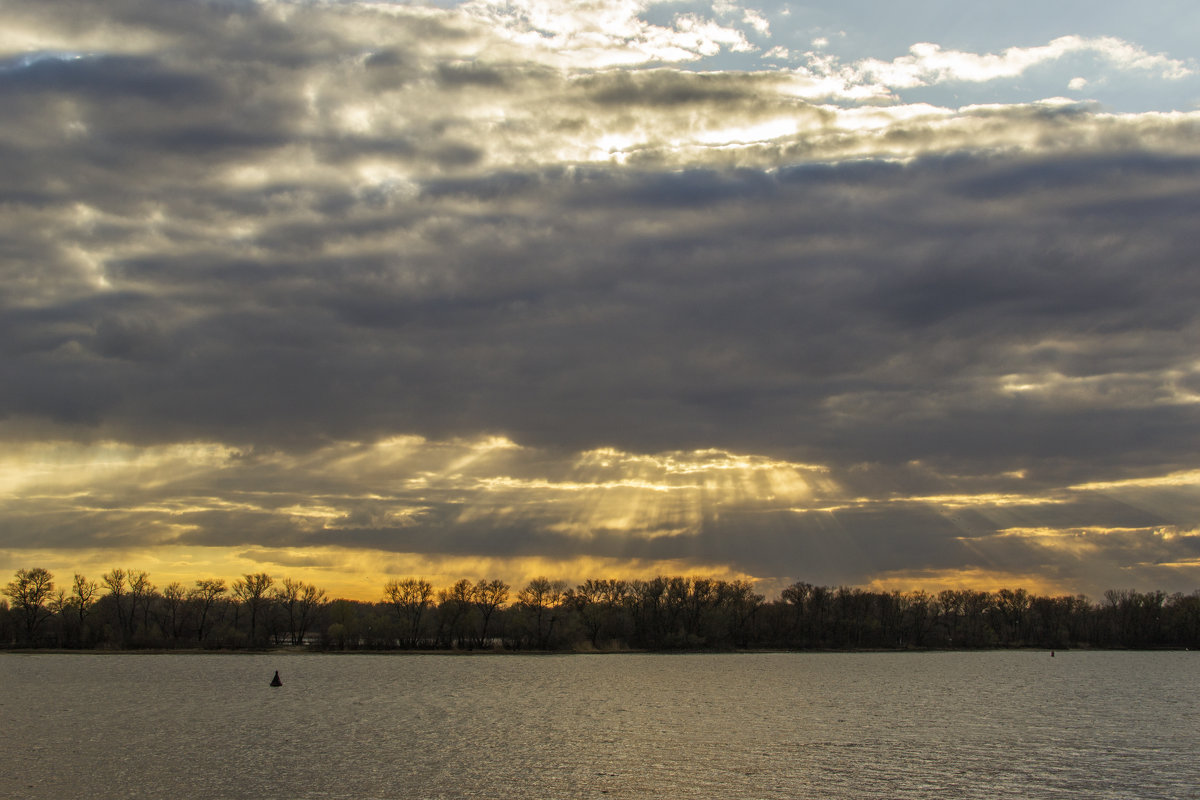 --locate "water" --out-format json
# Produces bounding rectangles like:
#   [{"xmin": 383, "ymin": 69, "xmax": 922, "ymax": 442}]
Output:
[{"xmin": 1, "ymin": 651, "xmax": 1197, "ymax": 799}]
